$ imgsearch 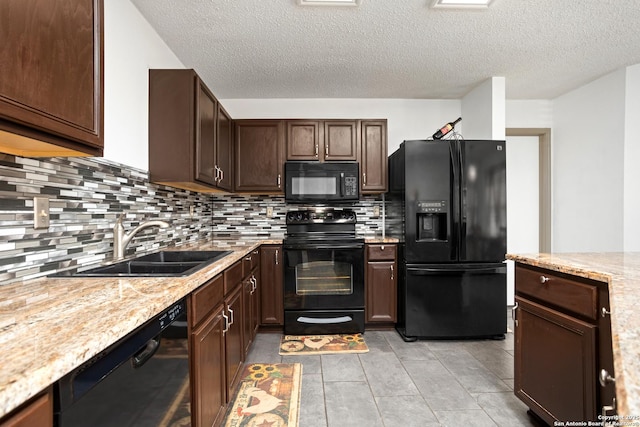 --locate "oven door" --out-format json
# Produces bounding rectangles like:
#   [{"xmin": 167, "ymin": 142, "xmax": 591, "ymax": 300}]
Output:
[{"xmin": 284, "ymin": 241, "xmax": 364, "ymax": 310}]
